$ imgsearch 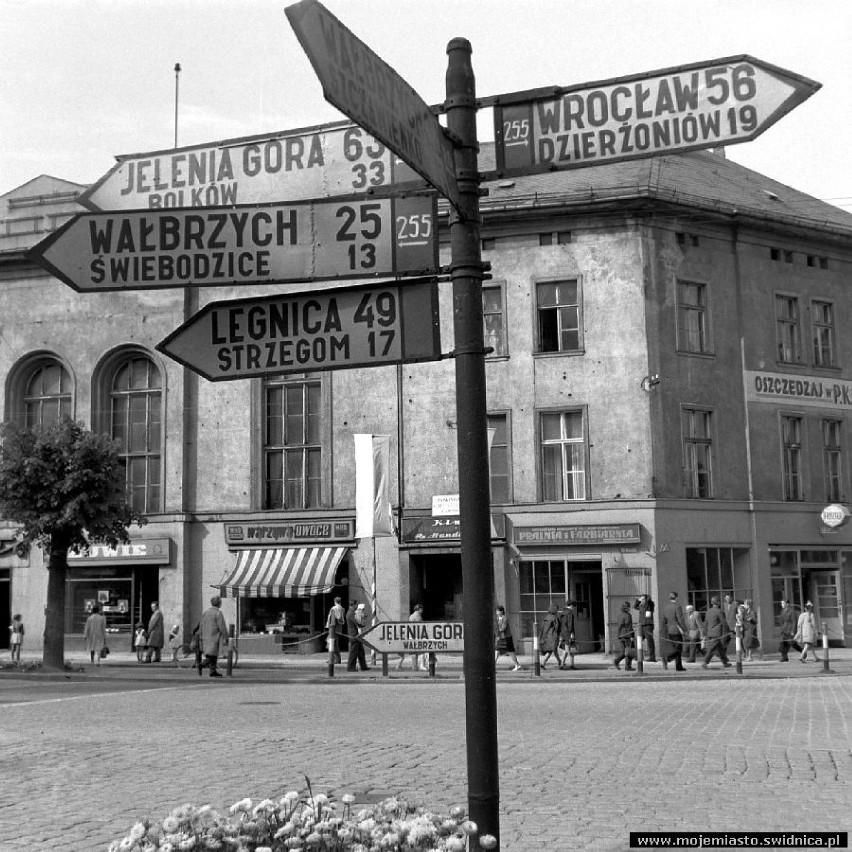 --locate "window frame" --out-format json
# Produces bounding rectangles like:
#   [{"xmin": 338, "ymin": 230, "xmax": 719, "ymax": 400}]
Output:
[
  {"xmin": 5, "ymin": 352, "xmax": 75, "ymax": 429},
  {"xmin": 99, "ymin": 350, "xmax": 164, "ymax": 516},
  {"xmin": 534, "ymin": 277, "xmax": 584, "ymax": 356},
  {"xmin": 487, "ymin": 410, "xmax": 512, "ymax": 504},
  {"xmin": 821, "ymin": 418, "xmax": 843, "ymax": 503},
  {"xmin": 676, "ymin": 279, "xmax": 712, "ymax": 356},
  {"xmin": 261, "ymin": 376, "xmax": 327, "ymax": 511},
  {"xmin": 682, "ymin": 407, "xmax": 714, "ymax": 498},
  {"xmin": 537, "ymin": 407, "xmax": 589, "ymax": 502},
  {"xmin": 811, "ymin": 299, "xmax": 837, "ymax": 368},
  {"xmin": 482, "ymin": 281, "xmax": 508, "ymax": 358},
  {"xmin": 780, "ymin": 412, "xmax": 805, "ymax": 502},
  {"xmin": 775, "ymin": 293, "xmax": 802, "ymax": 365}
]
